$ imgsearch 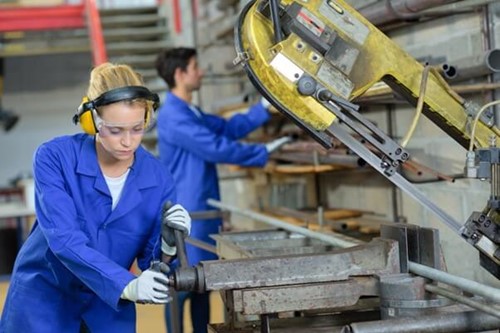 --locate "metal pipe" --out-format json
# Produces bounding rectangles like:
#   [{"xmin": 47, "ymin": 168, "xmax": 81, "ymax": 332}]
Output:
[
  {"xmin": 359, "ymin": 0, "xmax": 460, "ymax": 27},
  {"xmin": 425, "ymin": 284, "xmax": 500, "ymax": 319},
  {"xmin": 207, "ymin": 199, "xmax": 360, "ymax": 248},
  {"xmin": 420, "ymin": 0, "xmax": 499, "ymax": 15},
  {"xmin": 408, "ymin": 262, "xmax": 500, "ymax": 303},
  {"xmin": 450, "ymin": 49, "xmax": 500, "ymax": 82},
  {"xmin": 439, "ymin": 63, "xmax": 457, "ymax": 80},
  {"xmin": 342, "ymin": 310, "xmax": 500, "ymax": 333}
]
